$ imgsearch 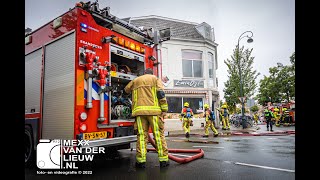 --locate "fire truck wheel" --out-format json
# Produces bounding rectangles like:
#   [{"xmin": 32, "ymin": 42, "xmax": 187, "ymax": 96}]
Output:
[{"xmin": 25, "ymin": 126, "xmax": 34, "ymax": 166}]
